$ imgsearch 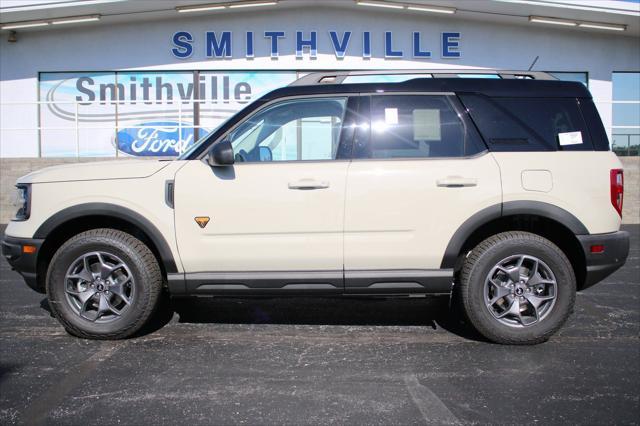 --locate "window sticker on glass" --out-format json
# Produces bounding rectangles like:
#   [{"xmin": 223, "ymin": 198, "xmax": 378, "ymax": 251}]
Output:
[
  {"xmin": 384, "ymin": 108, "xmax": 399, "ymax": 125},
  {"xmin": 558, "ymin": 131, "xmax": 583, "ymax": 146},
  {"xmin": 413, "ymin": 109, "xmax": 441, "ymax": 141}
]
